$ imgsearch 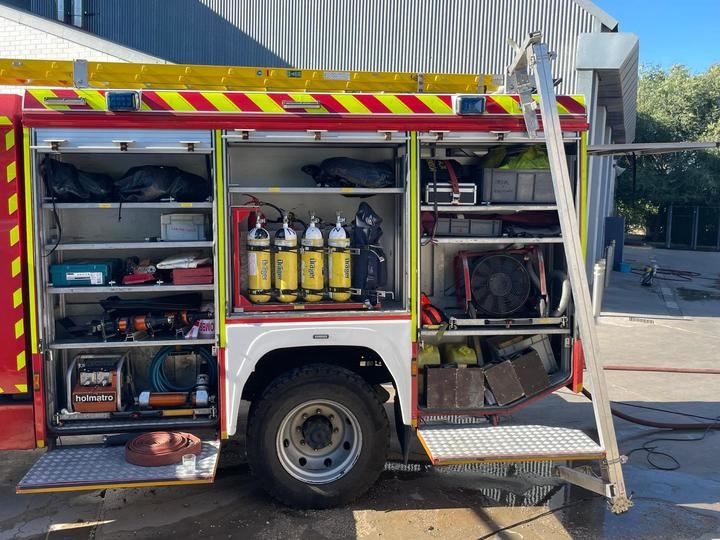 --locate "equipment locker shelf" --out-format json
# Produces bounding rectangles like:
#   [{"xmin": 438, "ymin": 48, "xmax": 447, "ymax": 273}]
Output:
[
  {"xmin": 225, "ymin": 133, "xmax": 410, "ymax": 315},
  {"xmin": 416, "ymin": 131, "xmax": 578, "ymax": 418},
  {"xmin": 28, "ymin": 128, "xmax": 221, "ymax": 437}
]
